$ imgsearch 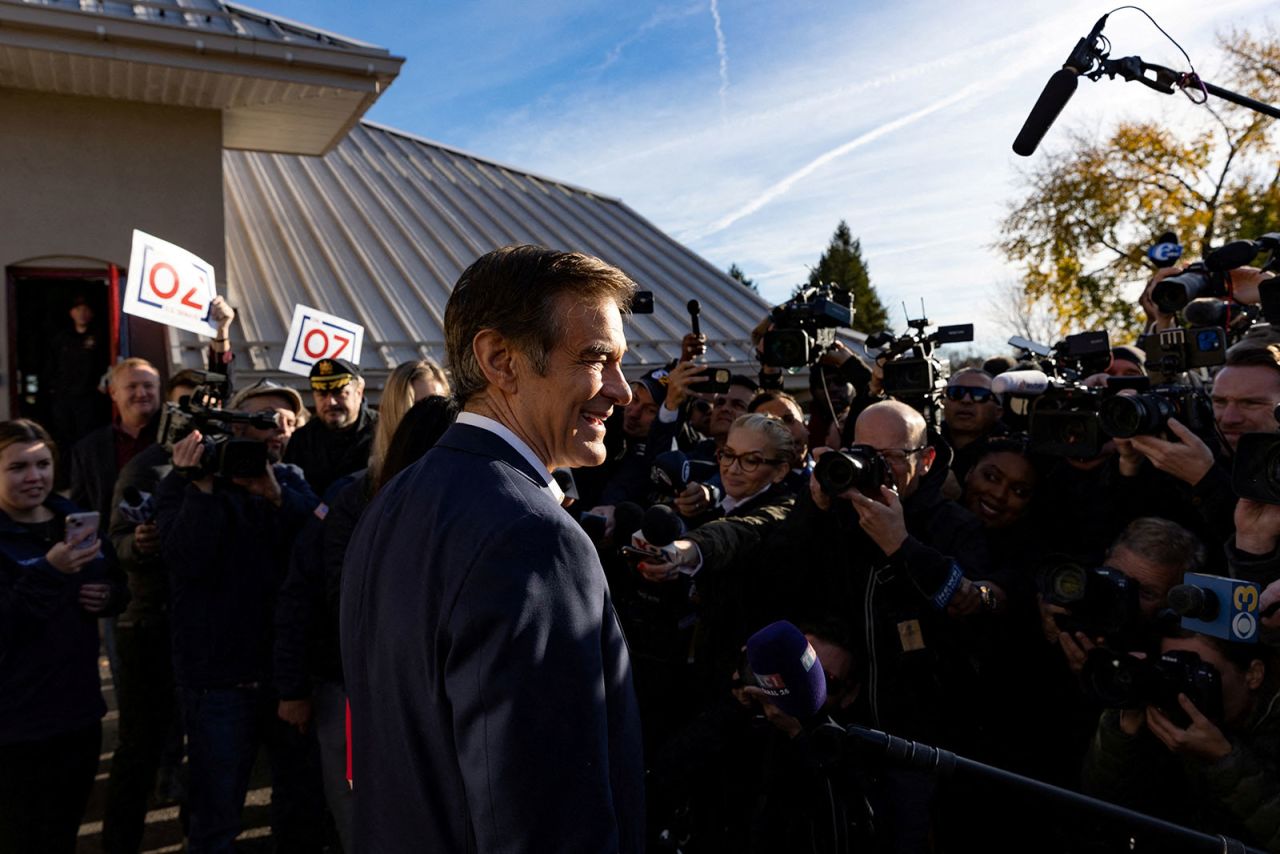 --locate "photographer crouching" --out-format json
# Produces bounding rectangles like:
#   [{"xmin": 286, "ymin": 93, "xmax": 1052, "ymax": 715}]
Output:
[{"xmin": 157, "ymin": 386, "xmax": 323, "ymax": 852}]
